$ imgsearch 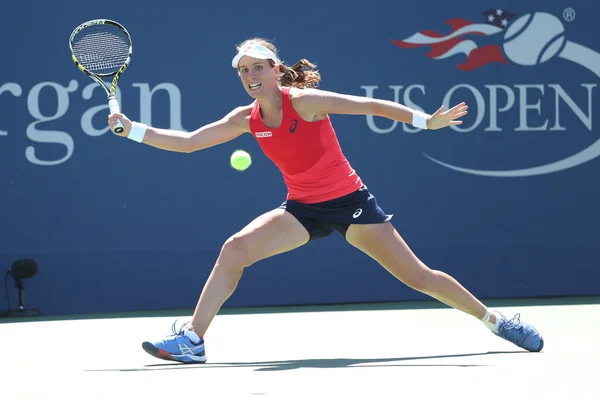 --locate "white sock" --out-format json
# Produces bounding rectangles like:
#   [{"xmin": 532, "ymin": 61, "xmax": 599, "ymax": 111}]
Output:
[
  {"xmin": 184, "ymin": 328, "xmax": 202, "ymax": 344},
  {"xmin": 481, "ymin": 309, "xmax": 502, "ymax": 333}
]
